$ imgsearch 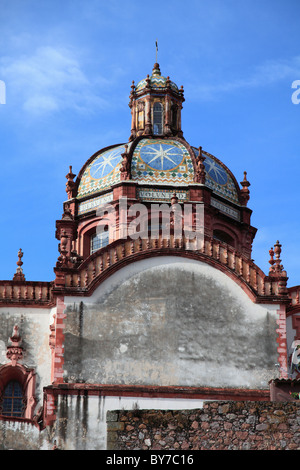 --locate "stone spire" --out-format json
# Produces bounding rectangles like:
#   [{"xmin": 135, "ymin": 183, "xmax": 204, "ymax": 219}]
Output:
[
  {"xmin": 269, "ymin": 240, "xmax": 286, "ymax": 275},
  {"xmin": 13, "ymin": 248, "xmax": 25, "ymax": 281},
  {"xmin": 268, "ymin": 240, "xmax": 288, "ymax": 295},
  {"xmin": 240, "ymin": 171, "xmax": 250, "ymax": 205},
  {"xmin": 195, "ymin": 146, "xmax": 206, "ymax": 184},
  {"xmin": 66, "ymin": 165, "xmax": 76, "ymax": 199}
]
